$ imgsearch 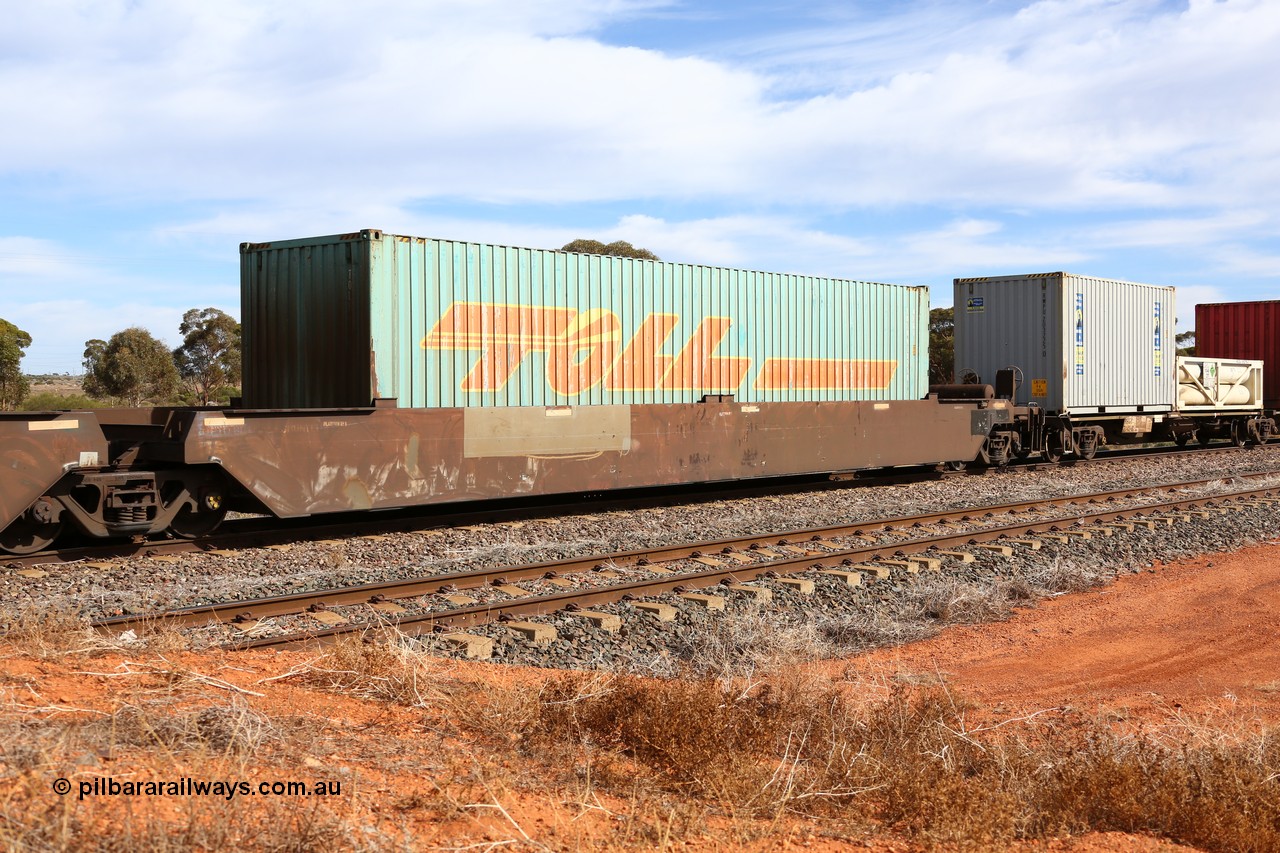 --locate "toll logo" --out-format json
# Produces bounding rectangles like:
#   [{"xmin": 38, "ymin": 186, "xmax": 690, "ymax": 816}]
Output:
[{"xmin": 422, "ymin": 301, "xmax": 897, "ymax": 396}]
